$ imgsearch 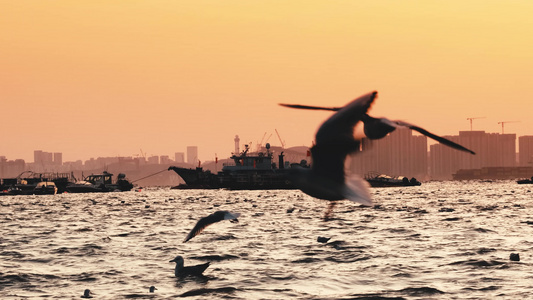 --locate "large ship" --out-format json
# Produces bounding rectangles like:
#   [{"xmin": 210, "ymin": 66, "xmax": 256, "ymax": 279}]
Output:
[{"xmin": 169, "ymin": 143, "xmax": 309, "ymax": 190}]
